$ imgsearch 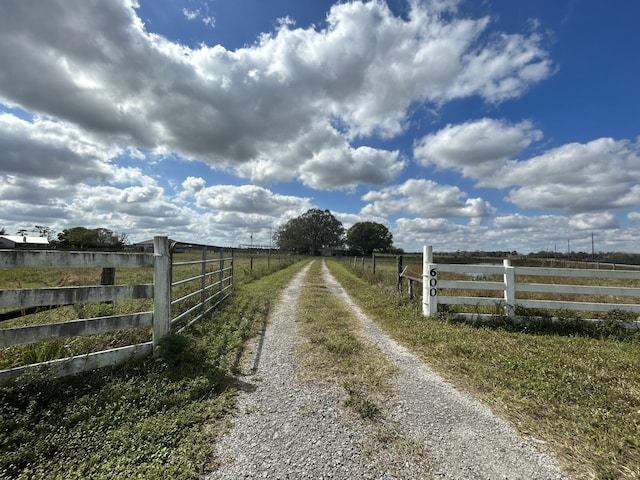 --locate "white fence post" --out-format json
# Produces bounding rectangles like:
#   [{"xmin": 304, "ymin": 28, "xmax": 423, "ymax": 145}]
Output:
[
  {"xmin": 503, "ymin": 259, "xmax": 515, "ymax": 317},
  {"xmin": 153, "ymin": 236, "xmax": 172, "ymax": 355},
  {"xmin": 423, "ymin": 245, "xmax": 438, "ymax": 317}
]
